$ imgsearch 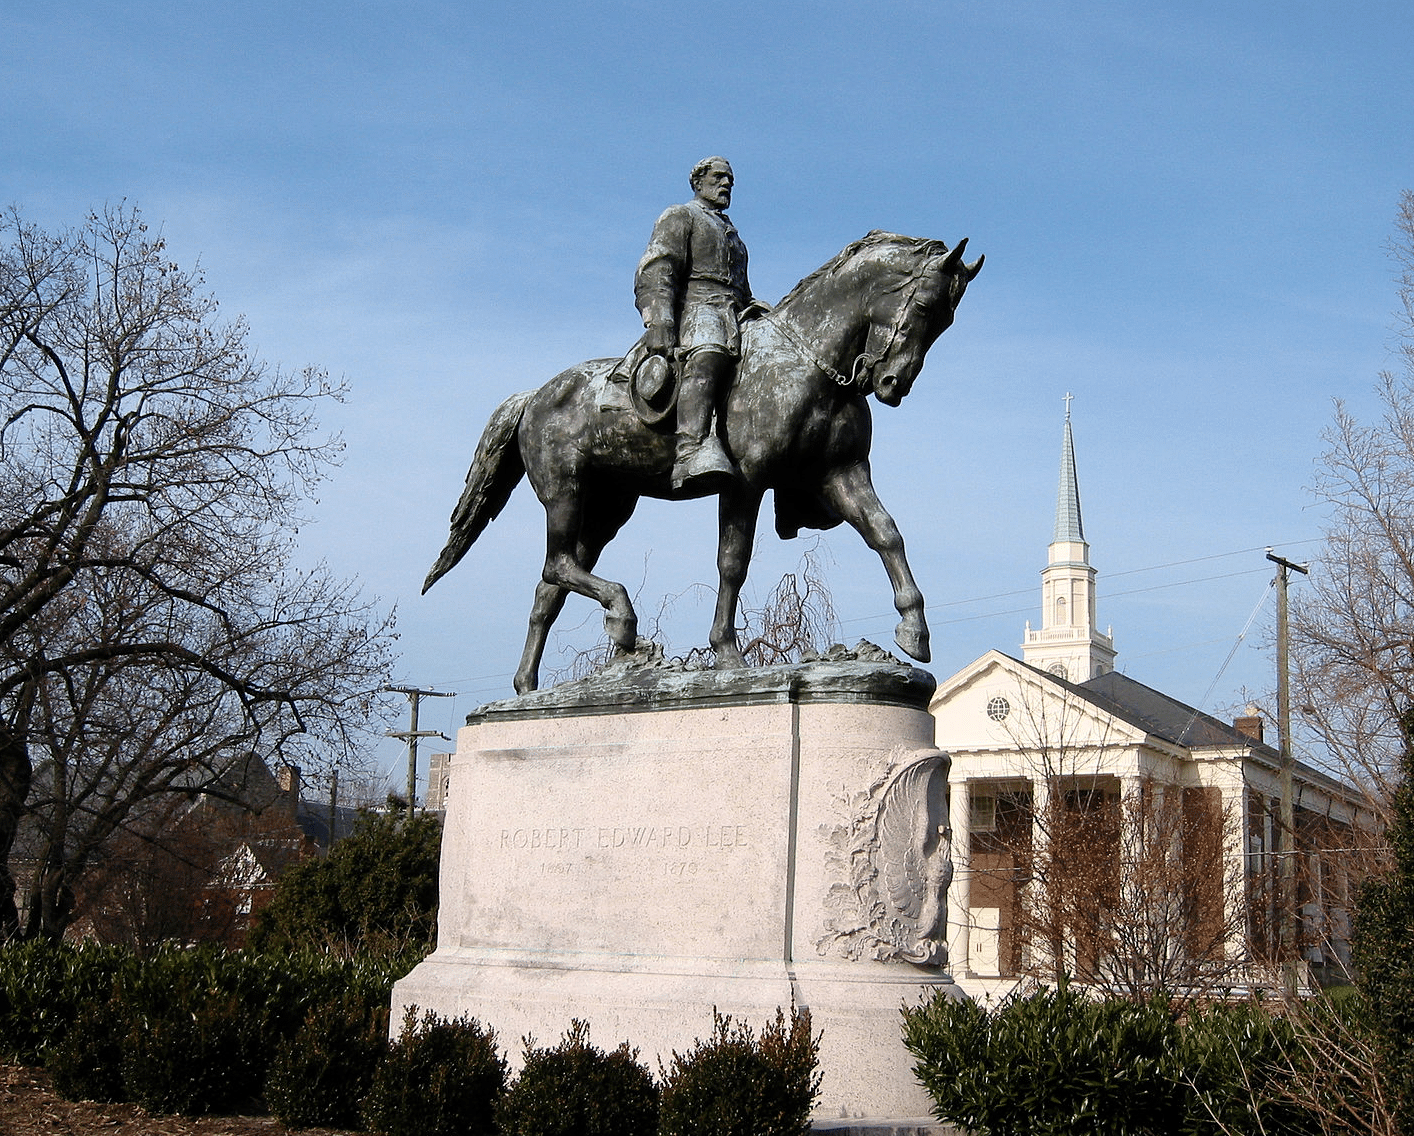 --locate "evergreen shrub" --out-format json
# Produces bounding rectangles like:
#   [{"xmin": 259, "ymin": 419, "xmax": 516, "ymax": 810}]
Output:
[
  {"xmin": 113, "ymin": 947, "xmax": 295, "ymax": 1113},
  {"xmin": 1353, "ymin": 723, "xmax": 1414, "ymax": 1135},
  {"xmin": 362, "ymin": 1006, "xmax": 507, "ymax": 1136},
  {"xmin": 249, "ymin": 807, "xmax": 442, "ymax": 956},
  {"xmin": 0, "ymin": 938, "xmax": 413, "ymax": 1116},
  {"xmin": 1177, "ymin": 999, "xmax": 1315, "ymax": 1136},
  {"xmin": 658, "ymin": 1006, "xmax": 821, "ymax": 1136},
  {"xmin": 120, "ymin": 990, "xmax": 263, "ymax": 1114},
  {"xmin": 0, "ymin": 939, "xmax": 134, "ymax": 1063},
  {"xmin": 265, "ymin": 992, "xmax": 390, "ymax": 1129},
  {"xmin": 900, "ymin": 984, "xmax": 1347, "ymax": 1136},
  {"xmin": 497, "ymin": 1019, "xmax": 659, "ymax": 1136},
  {"xmin": 902, "ymin": 982, "xmax": 1182, "ymax": 1136},
  {"xmin": 44, "ymin": 996, "xmax": 130, "ymax": 1103}
]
